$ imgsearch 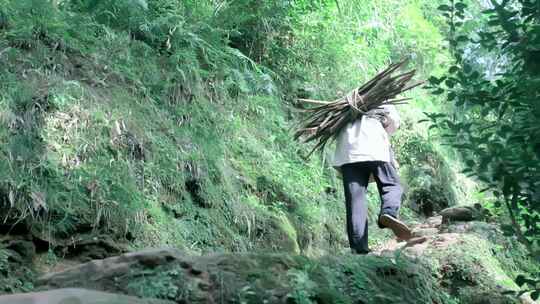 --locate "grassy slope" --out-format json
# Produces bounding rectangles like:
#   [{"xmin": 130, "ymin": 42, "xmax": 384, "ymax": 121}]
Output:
[
  {"xmin": 1, "ymin": 1, "xmax": 538, "ymax": 302},
  {"xmin": 0, "ymin": 0, "xmax": 518, "ymax": 297},
  {"xmin": 0, "ymin": 0, "xmax": 459, "ymax": 256},
  {"xmin": 0, "ymin": 1, "xmax": 350, "ymax": 257}
]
